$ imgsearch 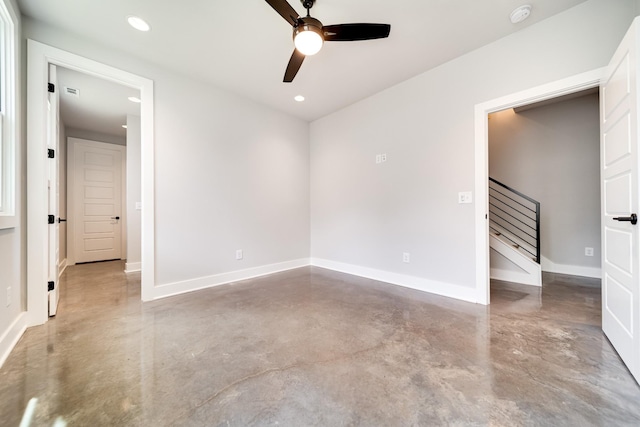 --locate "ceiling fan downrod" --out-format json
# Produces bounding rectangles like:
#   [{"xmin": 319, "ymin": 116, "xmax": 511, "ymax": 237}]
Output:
[{"xmin": 301, "ymin": 0, "xmax": 315, "ymax": 16}]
